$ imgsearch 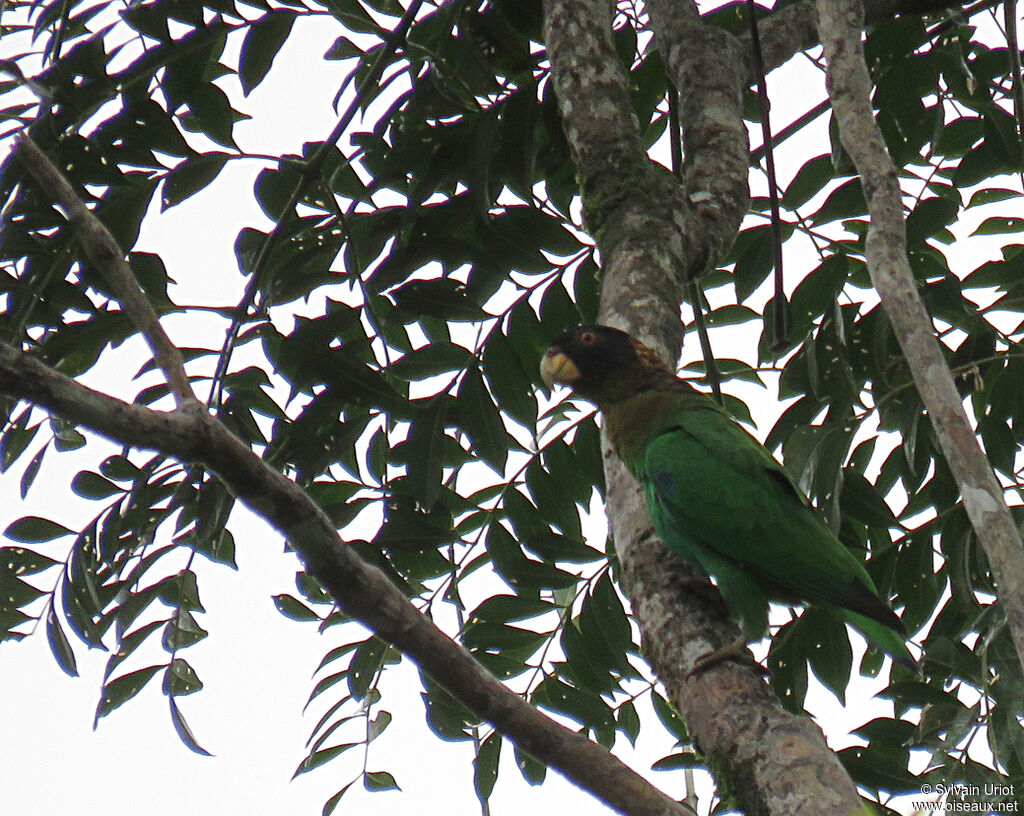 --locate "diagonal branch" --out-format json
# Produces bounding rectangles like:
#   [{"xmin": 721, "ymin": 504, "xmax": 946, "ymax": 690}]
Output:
[
  {"xmin": 14, "ymin": 134, "xmax": 198, "ymax": 410},
  {"xmin": 815, "ymin": 0, "xmax": 1024, "ymax": 672},
  {"xmin": 0, "ymin": 341, "xmax": 690, "ymax": 816}
]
